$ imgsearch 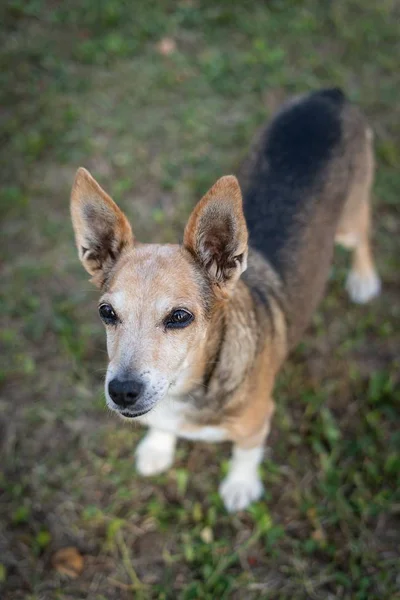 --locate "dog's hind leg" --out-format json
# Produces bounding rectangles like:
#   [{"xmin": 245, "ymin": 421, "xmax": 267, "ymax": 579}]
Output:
[
  {"xmin": 335, "ymin": 128, "xmax": 381, "ymax": 303},
  {"xmin": 337, "ymin": 201, "xmax": 381, "ymax": 303}
]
